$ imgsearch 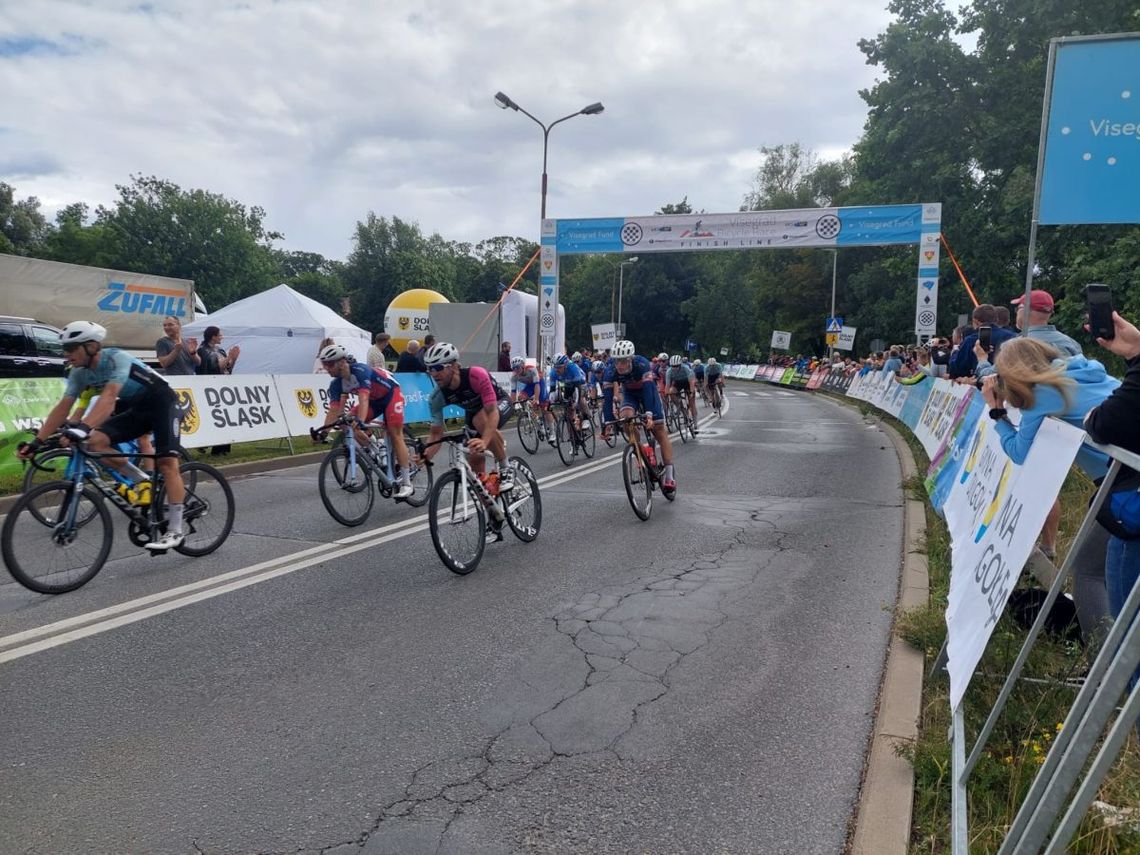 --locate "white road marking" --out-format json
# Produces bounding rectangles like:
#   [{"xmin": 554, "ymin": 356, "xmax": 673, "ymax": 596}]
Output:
[{"xmin": 0, "ymin": 413, "xmax": 719, "ymax": 663}]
